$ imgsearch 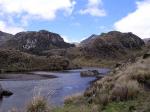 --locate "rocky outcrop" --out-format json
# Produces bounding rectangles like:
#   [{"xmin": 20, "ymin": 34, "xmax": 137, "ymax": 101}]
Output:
[
  {"xmin": 80, "ymin": 31, "xmax": 145, "ymax": 58},
  {"xmin": 80, "ymin": 70, "xmax": 101, "ymax": 77},
  {"xmin": 143, "ymin": 53, "xmax": 150, "ymax": 59},
  {"xmin": 3, "ymin": 30, "xmax": 74, "ymax": 54}
]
